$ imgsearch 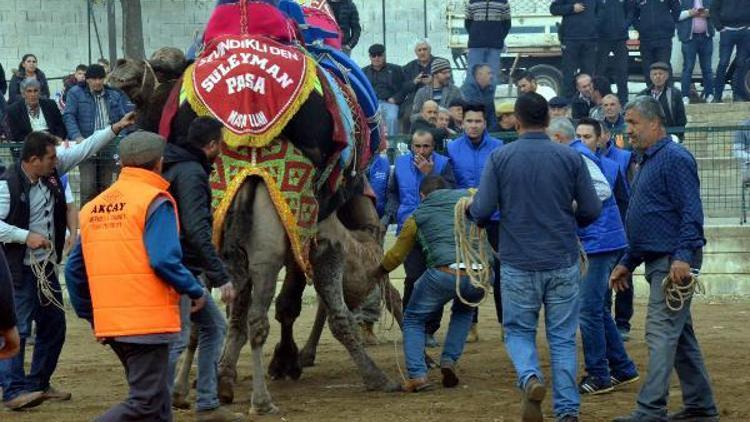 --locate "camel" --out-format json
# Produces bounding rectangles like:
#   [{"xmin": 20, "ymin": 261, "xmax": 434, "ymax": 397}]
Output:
[{"xmin": 108, "ymin": 54, "xmax": 401, "ymax": 414}]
